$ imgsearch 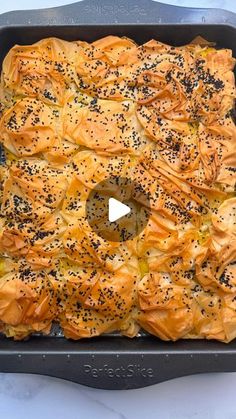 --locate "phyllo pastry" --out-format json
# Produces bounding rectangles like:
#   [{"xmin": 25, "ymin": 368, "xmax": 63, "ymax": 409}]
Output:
[{"xmin": 0, "ymin": 35, "xmax": 235, "ymax": 342}]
